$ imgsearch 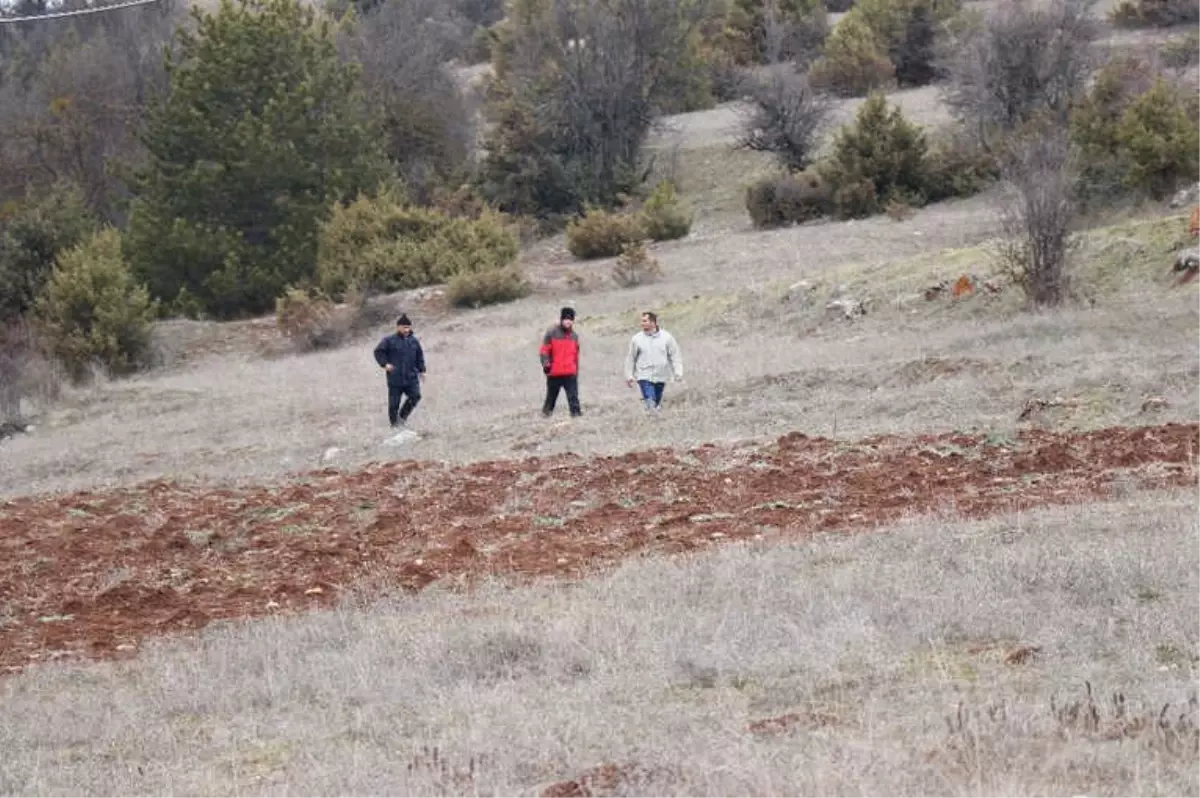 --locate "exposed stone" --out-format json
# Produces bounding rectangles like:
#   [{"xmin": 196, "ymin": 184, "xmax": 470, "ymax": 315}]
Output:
[
  {"xmin": 1168, "ymin": 182, "xmax": 1199, "ymax": 209},
  {"xmin": 825, "ymin": 297, "xmax": 866, "ymax": 320}
]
